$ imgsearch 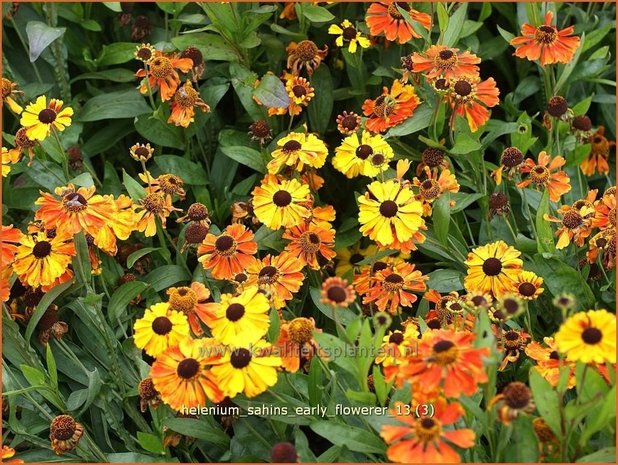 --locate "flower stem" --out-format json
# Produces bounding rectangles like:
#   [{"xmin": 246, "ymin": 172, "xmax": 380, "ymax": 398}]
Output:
[{"xmin": 51, "ymin": 127, "xmax": 71, "ymax": 181}]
